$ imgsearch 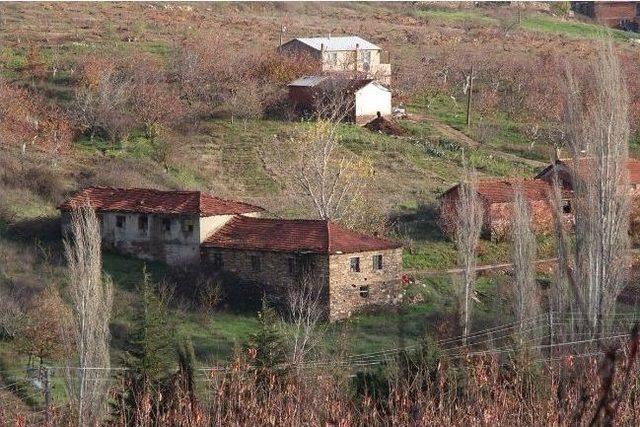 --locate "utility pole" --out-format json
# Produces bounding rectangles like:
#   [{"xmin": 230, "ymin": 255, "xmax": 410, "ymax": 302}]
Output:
[
  {"xmin": 279, "ymin": 24, "xmax": 287, "ymax": 47},
  {"xmin": 44, "ymin": 366, "xmax": 51, "ymax": 425},
  {"xmin": 466, "ymin": 65, "xmax": 474, "ymax": 127}
]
